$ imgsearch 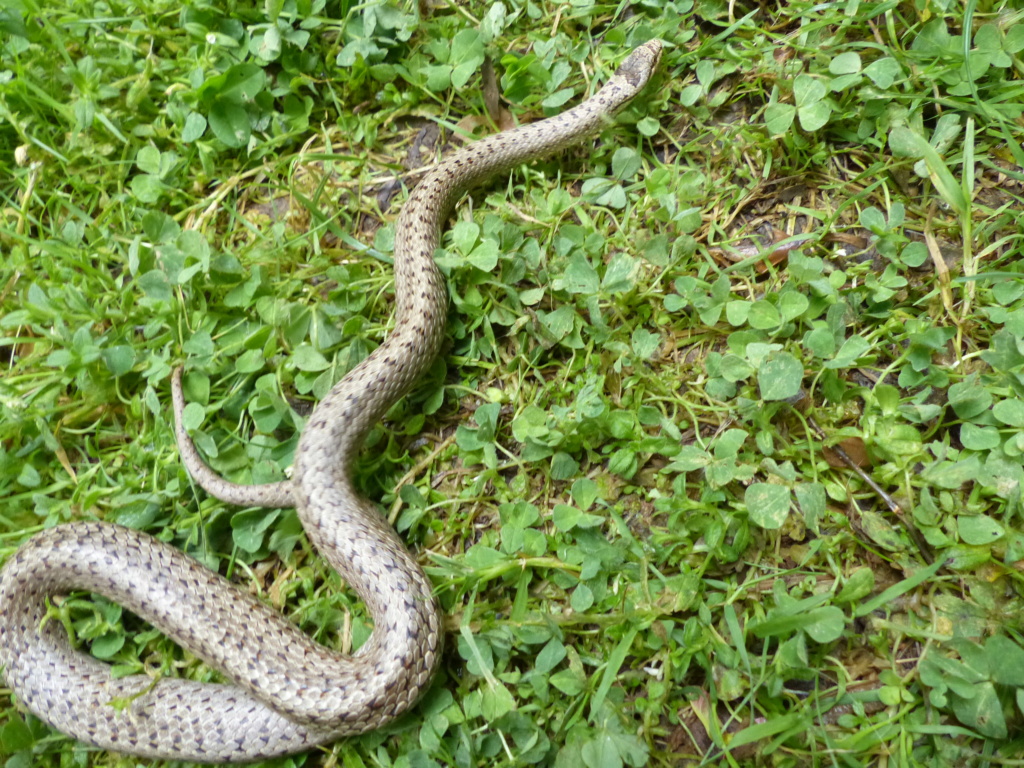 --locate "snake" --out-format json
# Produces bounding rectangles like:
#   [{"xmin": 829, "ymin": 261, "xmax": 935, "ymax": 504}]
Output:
[{"xmin": 0, "ymin": 40, "xmax": 662, "ymax": 763}]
